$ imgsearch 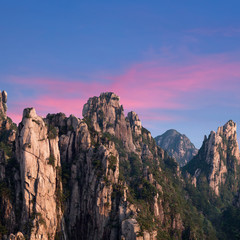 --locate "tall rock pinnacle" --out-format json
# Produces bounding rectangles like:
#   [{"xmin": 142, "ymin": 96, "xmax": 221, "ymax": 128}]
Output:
[
  {"xmin": 184, "ymin": 120, "xmax": 240, "ymax": 196},
  {"xmin": 0, "ymin": 90, "xmax": 8, "ymax": 119},
  {"xmin": 83, "ymin": 92, "xmax": 135, "ymax": 151}
]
